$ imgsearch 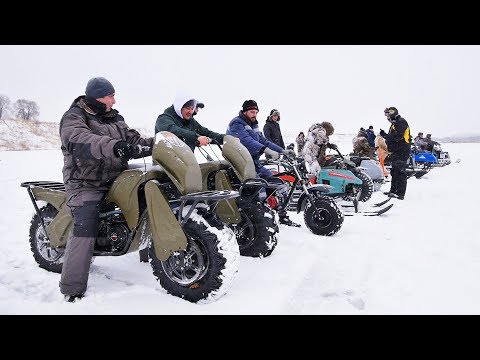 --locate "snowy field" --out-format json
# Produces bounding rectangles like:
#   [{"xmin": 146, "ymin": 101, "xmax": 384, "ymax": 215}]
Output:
[{"xmin": 0, "ymin": 141, "xmax": 479, "ymax": 314}]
